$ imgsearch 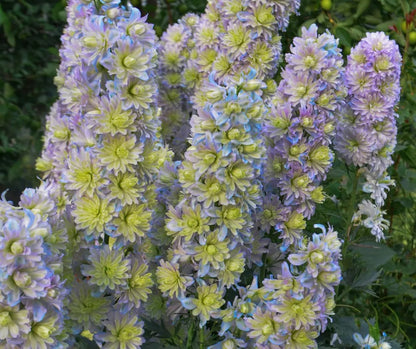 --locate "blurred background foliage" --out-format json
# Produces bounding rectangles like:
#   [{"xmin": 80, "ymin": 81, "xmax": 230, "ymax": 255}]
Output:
[{"xmin": 0, "ymin": 0, "xmax": 415, "ymax": 347}]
